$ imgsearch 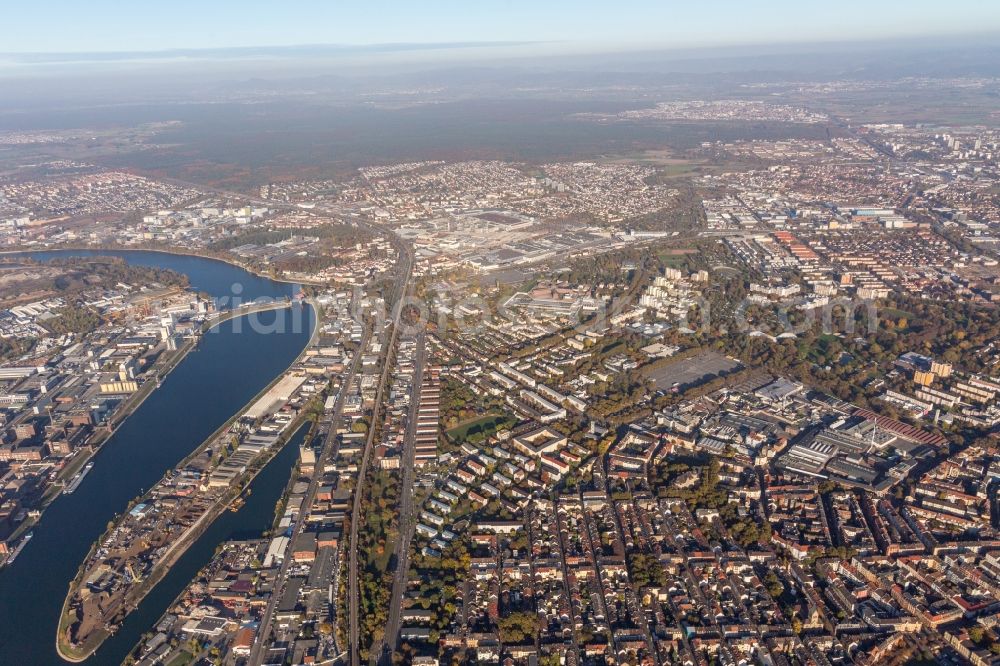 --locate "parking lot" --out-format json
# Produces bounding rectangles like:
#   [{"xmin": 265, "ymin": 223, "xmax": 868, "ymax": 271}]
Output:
[{"xmin": 644, "ymin": 350, "xmax": 742, "ymax": 389}]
